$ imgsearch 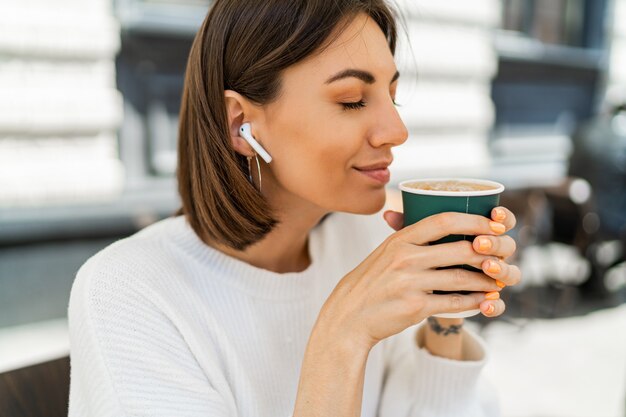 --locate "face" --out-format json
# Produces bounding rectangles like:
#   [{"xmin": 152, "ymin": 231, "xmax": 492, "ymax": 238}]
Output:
[{"xmin": 254, "ymin": 13, "xmax": 408, "ymax": 215}]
